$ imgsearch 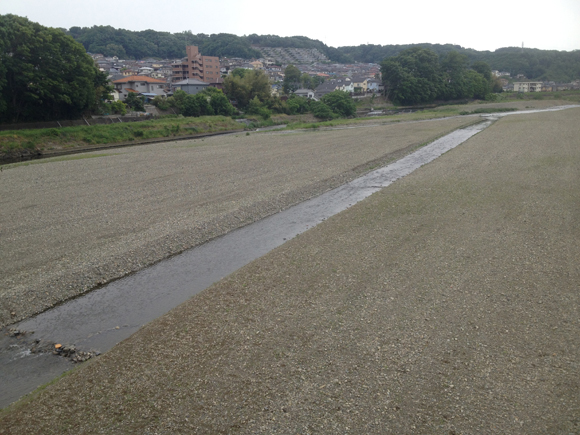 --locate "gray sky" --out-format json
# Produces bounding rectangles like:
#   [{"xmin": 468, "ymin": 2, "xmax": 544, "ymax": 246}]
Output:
[{"xmin": 2, "ymin": 0, "xmax": 580, "ymax": 52}]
